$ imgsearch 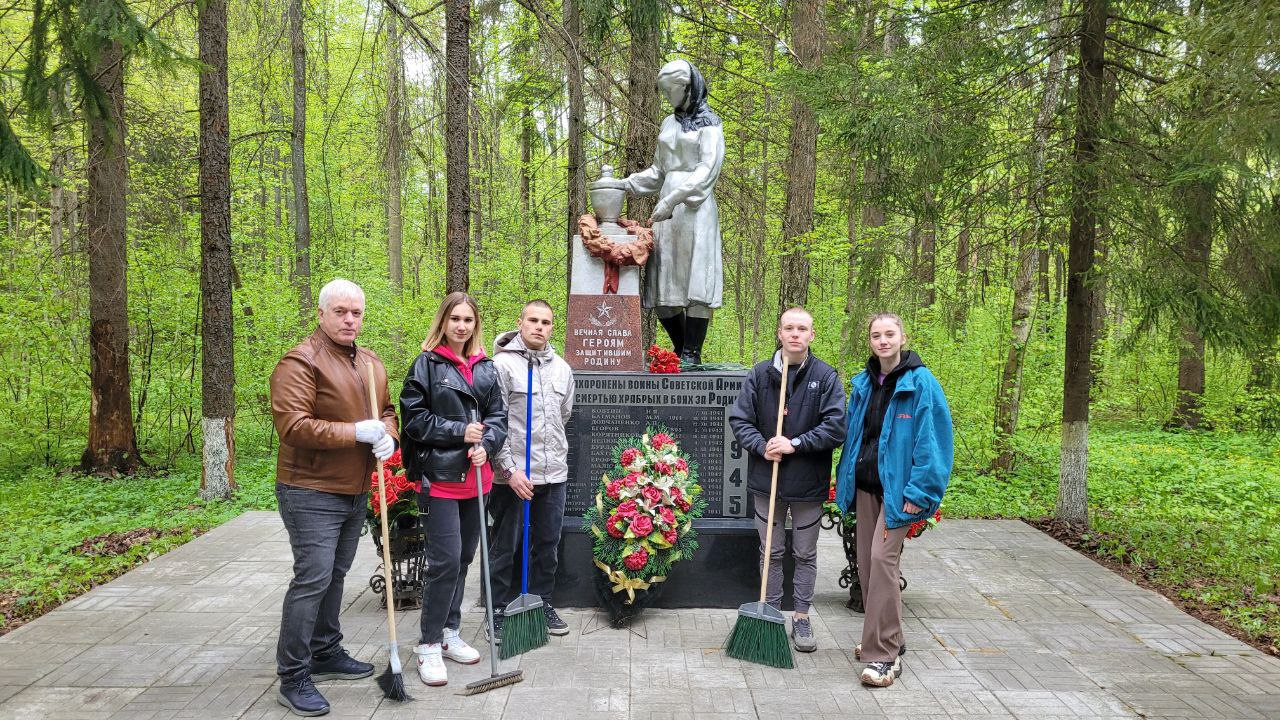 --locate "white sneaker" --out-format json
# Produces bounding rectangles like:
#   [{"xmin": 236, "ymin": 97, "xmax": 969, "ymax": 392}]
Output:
[
  {"xmin": 413, "ymin": 643, "xmax": 447, "ymax": 686},
  {"xmin": 441, "ymin": 627, "xmax": 481, "ymax": 665}
]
